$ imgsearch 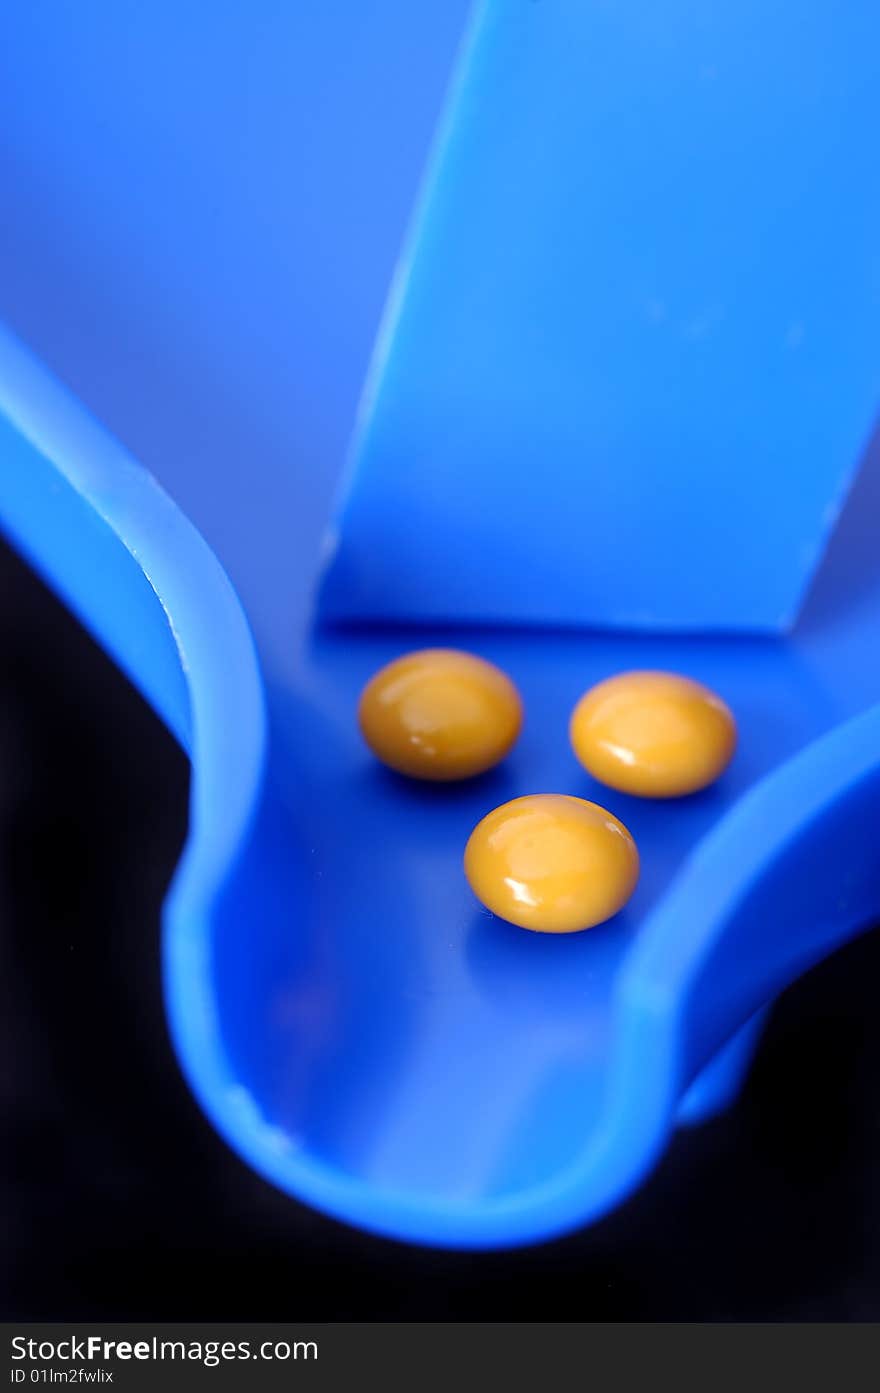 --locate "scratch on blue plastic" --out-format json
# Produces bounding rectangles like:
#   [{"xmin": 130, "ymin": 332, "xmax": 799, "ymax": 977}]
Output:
[
  {"xmin": 3, "ymin": 324, "xmax": 880, "ymax": 1248},
  {"xmin": 320, "ymin": 0, "xmax": 880, "ymax": 633}
]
